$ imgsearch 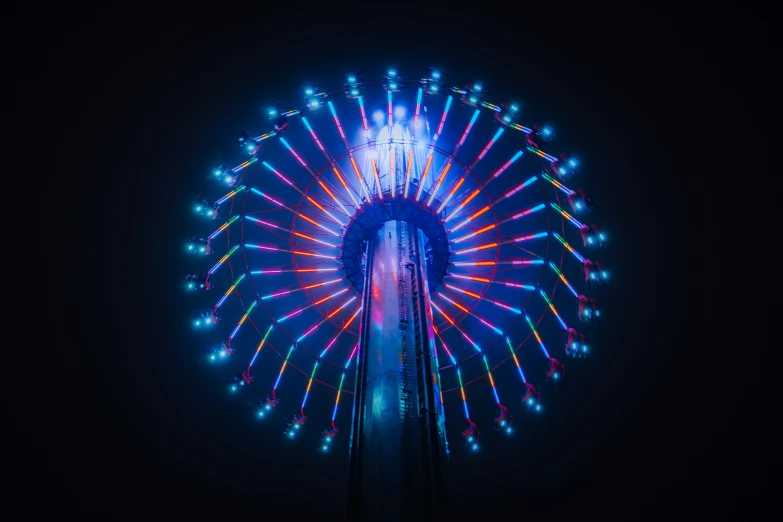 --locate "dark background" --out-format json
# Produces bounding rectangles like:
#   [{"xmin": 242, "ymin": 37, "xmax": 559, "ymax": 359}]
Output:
[{"xmin": 10, "ymin": 7, "xmax": 774, "ymax": 520}]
